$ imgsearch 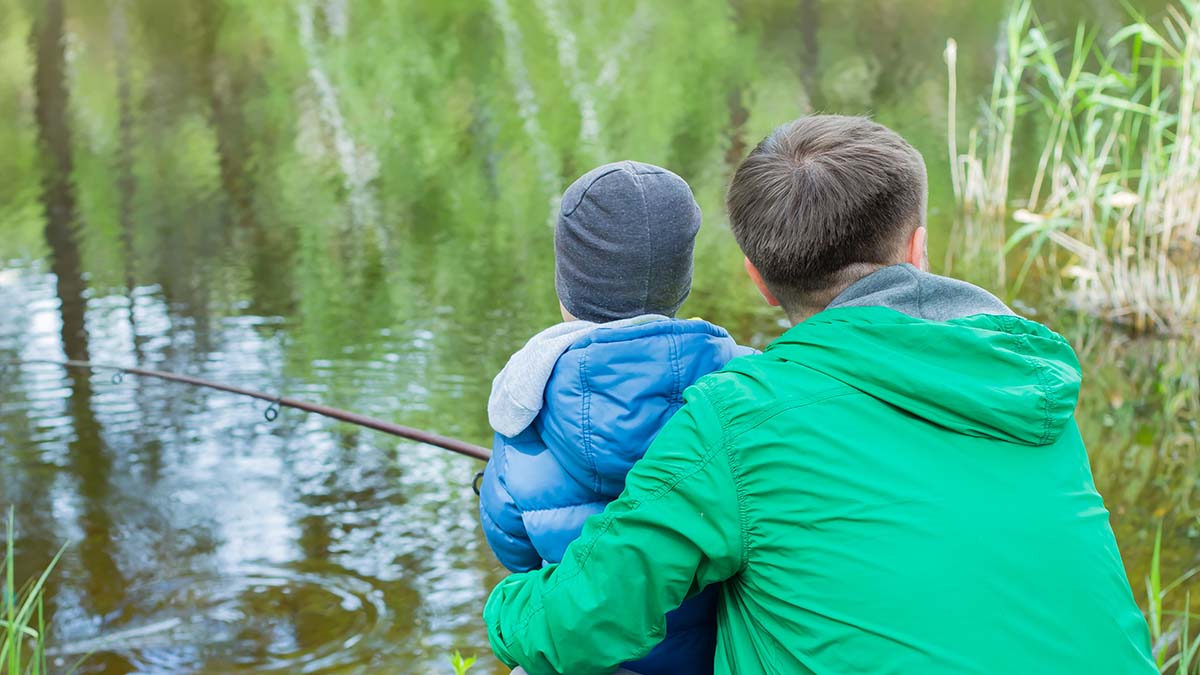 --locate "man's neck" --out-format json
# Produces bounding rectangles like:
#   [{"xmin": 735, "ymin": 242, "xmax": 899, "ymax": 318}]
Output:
[
  {"xmin": 782, "ymin": 262, "xmax": 890, "ymax": 325},
  {"xmin": 821, "ymin": 264, "xmax": 1014, "ymax": 322}
]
